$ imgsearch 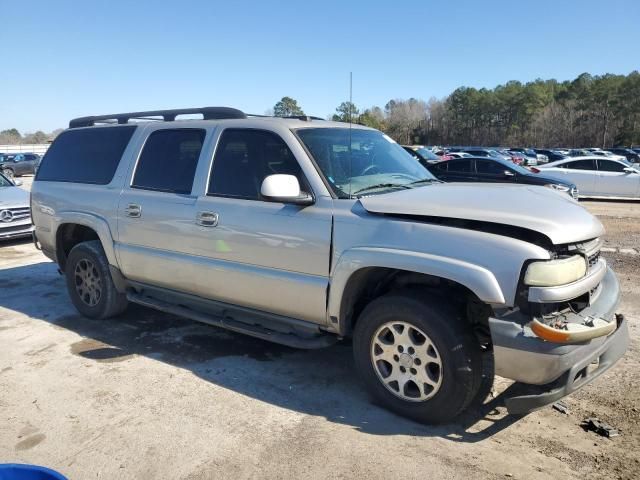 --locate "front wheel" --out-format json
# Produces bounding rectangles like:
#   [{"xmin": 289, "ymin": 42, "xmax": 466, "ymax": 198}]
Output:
[
  {"xmin": 2, "ymin": 168, "xmax": 14, "ymax": 179},
  {"xmin": 353, "ymin": 293, "xmax": 483, "ymax": 424}
]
